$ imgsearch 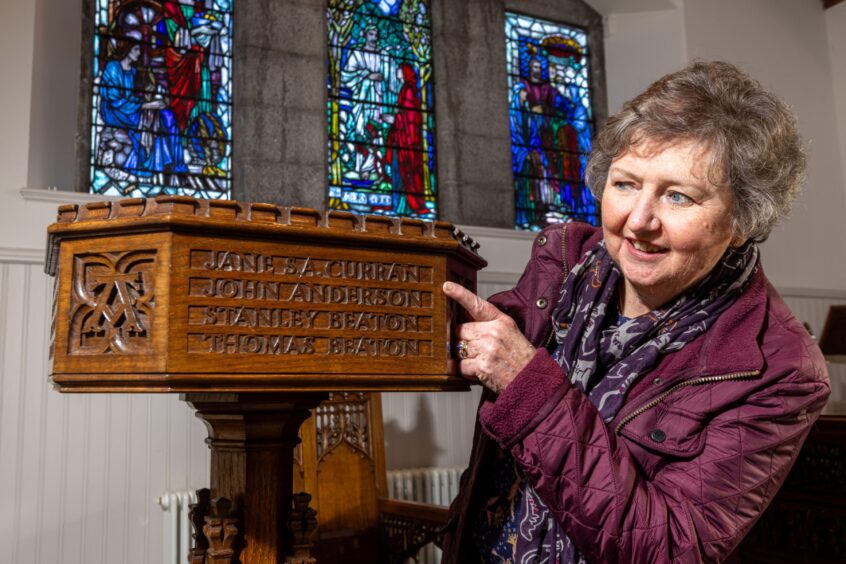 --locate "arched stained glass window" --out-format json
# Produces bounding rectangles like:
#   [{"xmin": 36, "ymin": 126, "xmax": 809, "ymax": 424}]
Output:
[
  {"xmin": 89, "ymin": 0, "xmax": 233, "ymax": 198},
  {"xmin": 327, "ymin": 0, "xmax": 437, "ymax": 219},
  {"xmin": 506, "ymin": 12, "xmax": 597, "ymax": 230}
]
